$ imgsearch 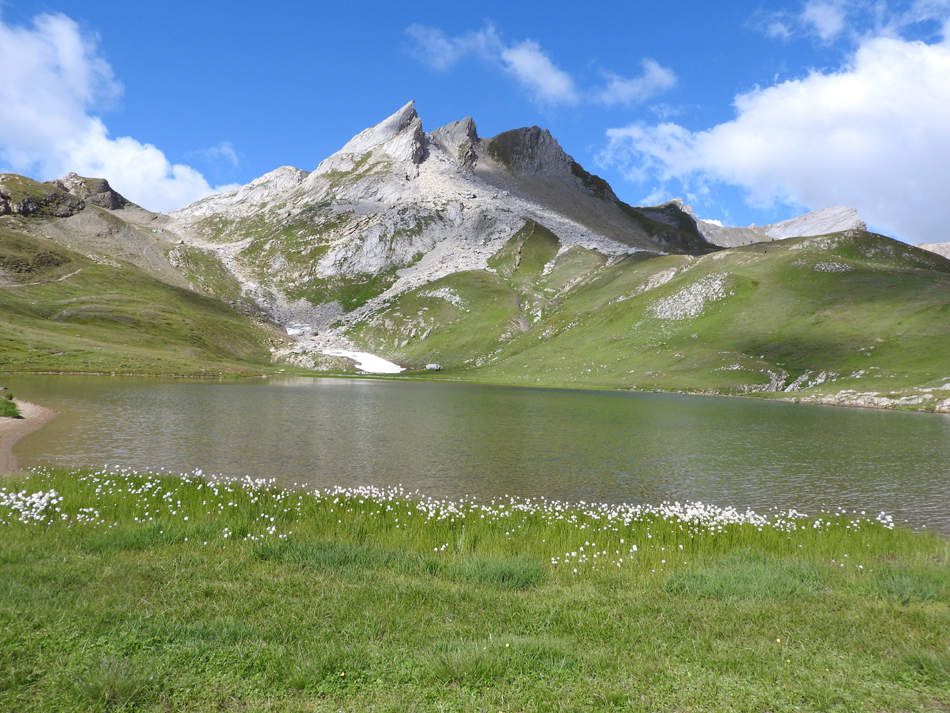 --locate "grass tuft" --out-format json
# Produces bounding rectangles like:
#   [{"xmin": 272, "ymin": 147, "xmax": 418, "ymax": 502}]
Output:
[{"xmin": 665, "ymin": 550, "xmax": 826, "ymax": 600}]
